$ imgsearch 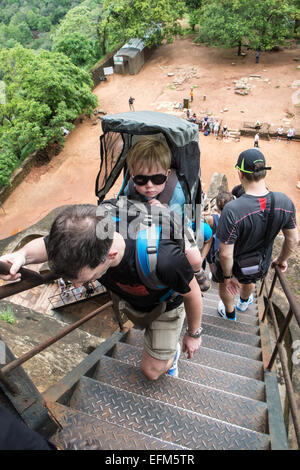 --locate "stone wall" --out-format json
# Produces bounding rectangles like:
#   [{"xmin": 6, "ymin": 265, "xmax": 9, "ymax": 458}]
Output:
[
  {"xmin": 0, "ymin": 151, "xmax": 38, "ymax": 205},
  {"xmin": 90, "ymin": 45, "xmax": 123, "ymax": 88}
]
